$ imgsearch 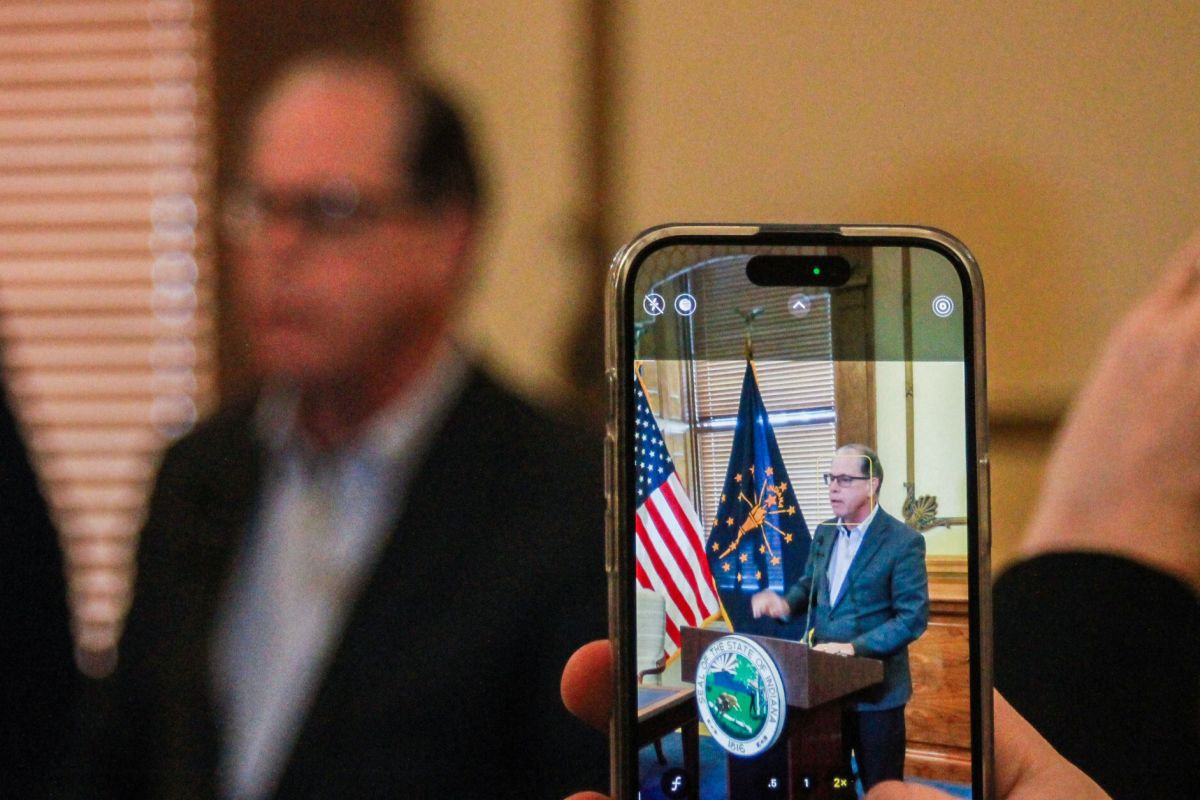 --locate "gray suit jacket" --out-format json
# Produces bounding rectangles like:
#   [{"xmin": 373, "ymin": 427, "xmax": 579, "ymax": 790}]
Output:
[{"xmin": 782, "ymin": 508, "xmax": 929, "ymax": 711}]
